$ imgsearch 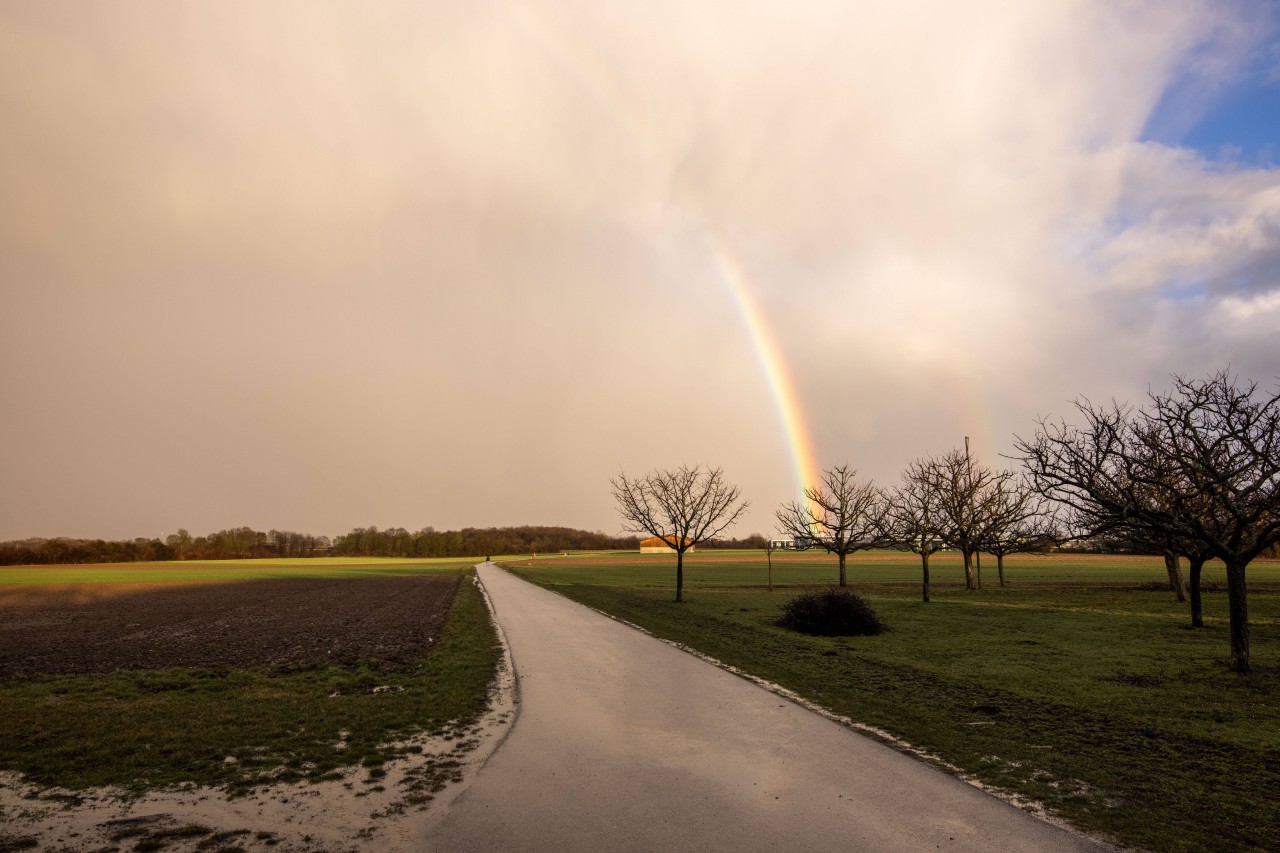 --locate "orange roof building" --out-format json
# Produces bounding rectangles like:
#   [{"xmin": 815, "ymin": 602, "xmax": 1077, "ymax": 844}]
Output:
[{"xmin": 639, "ymin": 535, "xmax": 695, "ymax": 554}]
